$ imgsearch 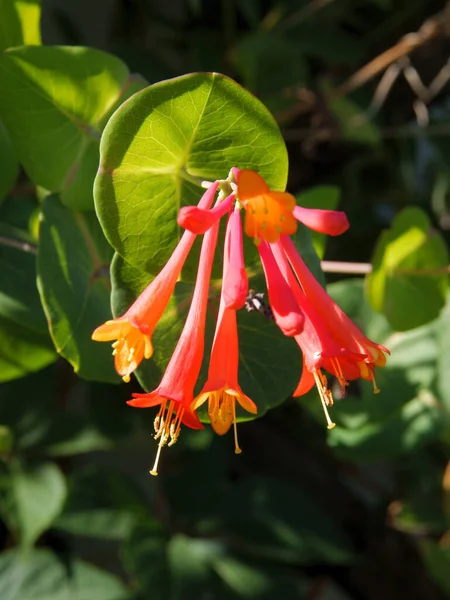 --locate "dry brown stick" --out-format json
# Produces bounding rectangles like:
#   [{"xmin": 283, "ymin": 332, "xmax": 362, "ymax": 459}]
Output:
[{"xmin": 334, "ymin": 17, "xmax": 443, "ymax": 99}]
